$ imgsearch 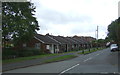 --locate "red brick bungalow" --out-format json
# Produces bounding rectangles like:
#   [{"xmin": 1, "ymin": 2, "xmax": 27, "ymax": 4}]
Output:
[
  {"xmin": 64, "ymin": 37, "xmax": 80, "ymax": 51},
  {"xmin": 73, "ymin": 36, "xmax": 91, "ymax": 49},
  {"xmin": 19, "ymin": 34, "xmax": 93, "ymax": 54},
  {"xmin": 21, "ymin": 34, "xmax": 60, "ymax": 53},
  {"xmin": 46, "ymin": 34, "xmax": 70, "ymax": 53}
]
